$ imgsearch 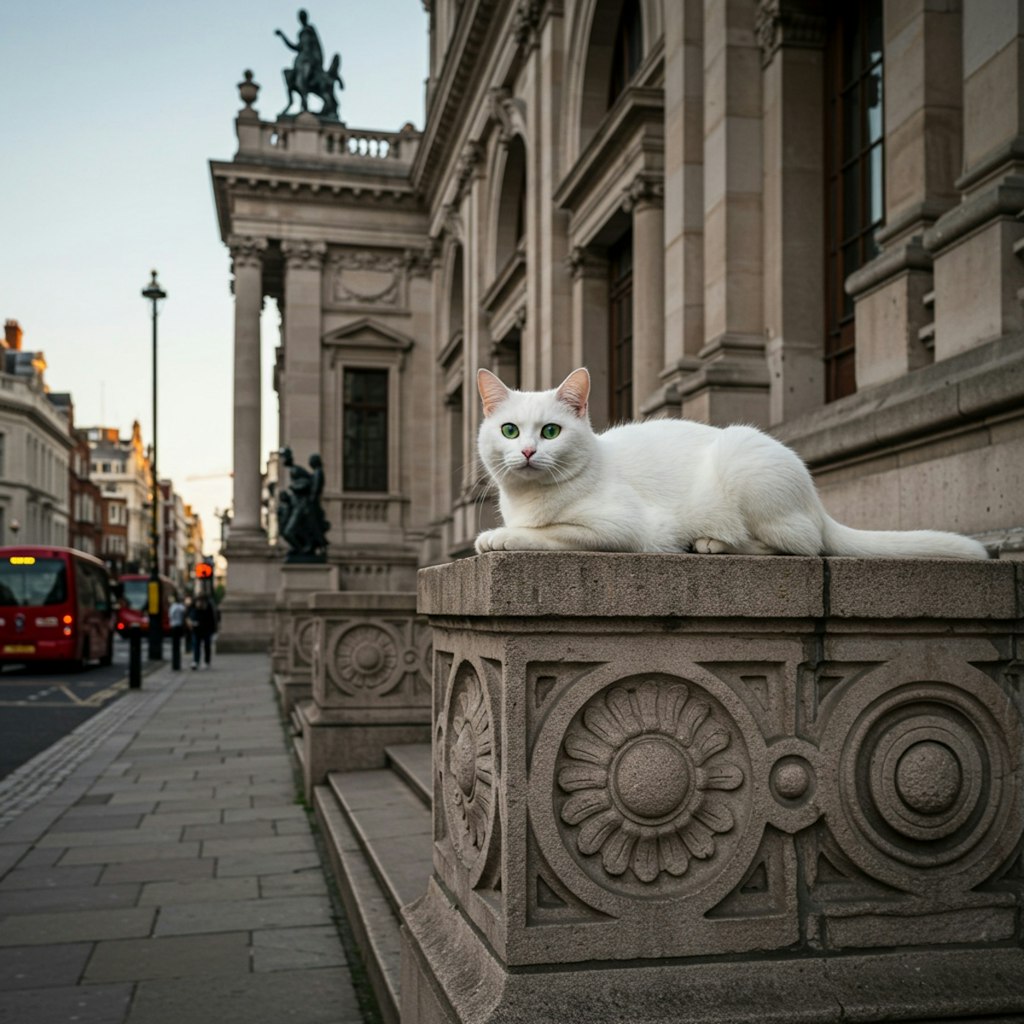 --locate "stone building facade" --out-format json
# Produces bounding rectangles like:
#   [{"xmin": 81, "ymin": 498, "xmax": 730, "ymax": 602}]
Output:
[{"xmin": 213, "ymin": 0, "xmax": 1024, "ymax": 643}]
